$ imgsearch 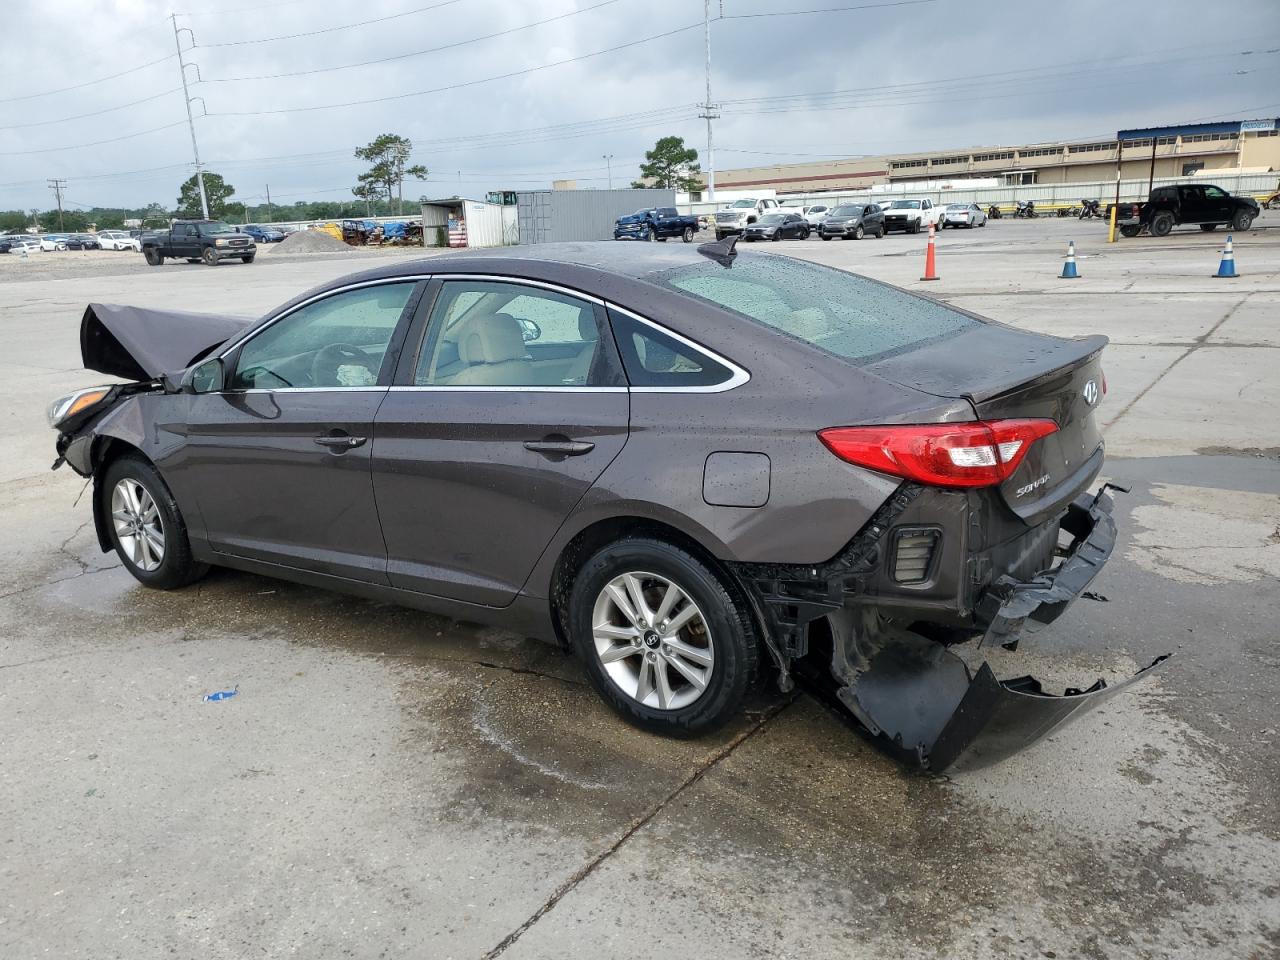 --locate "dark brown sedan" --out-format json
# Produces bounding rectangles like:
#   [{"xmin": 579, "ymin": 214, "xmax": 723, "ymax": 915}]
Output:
[{"xmin": 50, "ymin": 240, "xmax": 1164, "ymax": 769}]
